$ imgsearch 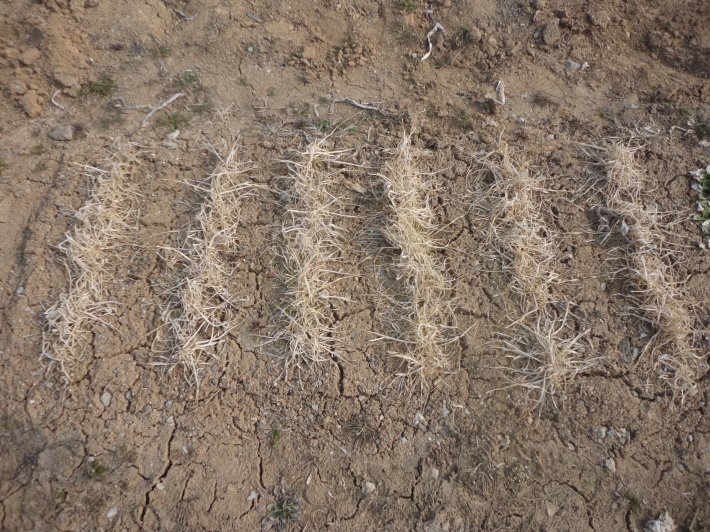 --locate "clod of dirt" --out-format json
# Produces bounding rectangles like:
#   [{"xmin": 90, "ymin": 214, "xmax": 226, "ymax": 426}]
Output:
[
  {"xmin": 19, "ymin": 48, "xmax": 41, "ymax": 66},
  {"xmin": 588, "ymin": 7, "xmax": 611, "ymax": 29},
  {"xmin": 48, "ymin": 125, "xmax": 74, "ymax": 141},
  {"xmin": 22, "ymin": 91, "xmax": 43, "ymax": 117},
  {"xmin": 531, "ymin": 0, "xmax": 547, "ymax": 9},
  {"xmin": 644, "ymin": 513, "xmax": 676, "ymax": 532},
  {"xmin": 542, "ymin": 19, "xmax": 561, "ymax": 45}
]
